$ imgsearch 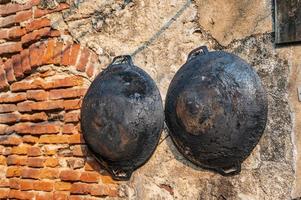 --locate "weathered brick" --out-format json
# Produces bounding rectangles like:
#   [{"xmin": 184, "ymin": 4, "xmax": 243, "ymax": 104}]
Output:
[
  {"xmin": 27, "ymin": 157, "xmax": 44, "ymax": 167},
  {"xmin": 70, "ymin": 182, "xmax": 90, "ymax": 194},
  {"xmin": 0, "ymin": 29, "xmax": 8, "ymax": 39},
  {"xmin": 0, "ymin": 155, "xmax": 6, "ymax": 165},
  {"xmin": 55, "ymin": 182, "xmax": 72, "ymax": 191},
  {"xmin": 60, "ymin": 170, "xmax": 80, "ymax": 181},
  {"xmin": 6, "ymin": 166, "xmax": 22, "ymax": 177},
  {"xmin": 8, "ymin": 27, "xmax": 26, "ymax": 38},
  {"xmin": 0, "ymin": 112, "xmax": 21, "ymax": 123},
  {"xmin": 11, "ymin": 78, "xmax": 45, "ymax": 91},
  {"xmin": 54, "ymin": 191, "xmax": 69, "ymax": 200},
  {"xmin": 21, "ymin": 167, "xmax": 39, "ymax": 179},
  {"xmin": 36, "ymin": 192, "xmax": 53, "ymax": 200},
  {"xmin": 76, "ymin": 48, "xmax": 90, "ymax": 72},
  {"xmin": 0, "ymin": 92, "xmax": 26, "ymax": 103},
  {"xmin": 0, "ymin": 66, "xmax": 9, "ymax": 90},
  {"xmin": 62, "ymin": 124, "xmax": 78, "ymax": 134},
  {"xmin": 0, "ymin": 15, "xmax": 15, "ymax": 28},
  {"xmin": 9, "ymin": 189, "xmax": 35, "ymax": 199},
  {"xmin": 90, "ymin": 184, "xmax": 118, "ymax": 197},
  {"xmin": 0, "ymin": 179, "xmax": 9, "ymax": 187},
  {"xmin": 39, "ymin": 168, "xmax": 59, "ymax": 179},
  {"xmin": 44, "ymin": 157, "xmax": 59, "ymax": 167},
  {"xmin": 29, "ymin": 41, "xmax": 47, "ymax": 67},
  {"xmin": 11, "ymin": 122, "xmax": 60, "ymax": 135},
  {"xmin": 66, "ymin": 158, "xmax": 84, "ymax": 169},
  {"xmin": 17, "ymin": 100, "xmax": 64, "ymax": 112},
  {"xmin": 80, "ymin": 171, "xmax": 100, "ymax": 183},
  {"xmin": 22, "ymin": 135, "xmax": 39, "ymax": 144},
  {"xmin": 27, "ymin": 90, "xmax": 48, "ymax": 101},
  {"xmin": 27, "ymin": 146, "xmax": 41, "ymax": 156},
  {"xmin": 7, "ymin": 155, "xmax": 27, "ymax": 166},
  {"xmin": 61, "ymin": 43, "xmax": 72, "ymax": 66},
  {"xmin": 69, "ymin": 134, "xmax": 85, "ymax": 144},
  {"xmin": 33, "ymin": 180, "xmax": 54, "ymax": 191},
  {"xmin": 9, "ymin": 178, "xmax": 20, "ymax": 189},
  {"xmin": 84, "ymin": 159, "xmax": 100, "ymax": 171},
  {"xmin": 21, "ymin": 112, "xmax": 48, "ymax": 122},
  {"xmin": 42, "ymin": 38, "xmax": 56, "ymax": 64},
  {"xmin": 25, "ymin": 18, "xmax": 50, "ymax": 32},
  {"xmin": 45, "ymin": 76, "xmax": 84, "ymax": 89},
  {"xmin": 39, "ymin": 135, "xmax": 69, "ymax": 144},
  {"xmin": 0, "ymin": 188, "xmax": 9, "ymax": 199},
  {"xmin": 0, "ymin": 136, "xmax": 22, "ymax": 145},
  {"xmin": 0, "ymin": 124, "xmax": 8, "ymax": 135},
  {"xmin": 63, "ymin": 99, "xmax": 82, "ymax": 110},
  {"xmin": 0, "ymin": 104, "xmax": 16, "ymax": 113},
  {"xmin": 0, "ymin": 42, "xmax": 22, "ymax": 55},
  {"xmin": 34, "ymin": 3, "xmax": 69, "ymax": 18},
  {"xmin": 53, "ymin": 41, "xmax": 63, "ymax": 64},
  {"xmin": 49, "ymin": 88, "xmax": 87, "ymax": 100},
  {"xmin": 15, "ymin": 9, "xmax": 32, "ymax": 23},
  {"xmin": 21, "ymin": 27, "xmax": 51, "ymax": 45},
  {"xmin": 12, "ymin": 54, "xmax": 23, "ymax": 79},
  {"xmin": 72, "ymin": 145, "xmax": 87, "ymax": 157},
  {"xmin": 3, "ymin": 59, "xmax": 16, "ymax": 83},
  {"xmin": 69, "ymin": 44, "xmax": 81, "ymax": 65},
  {"xmin": 3, "ymin": 147, "xmax": 12, "ymax": 155},
  {"xmin": 64, "ymin": 111, "xmax": 80, "ymax": 122},
  {"xmin": 11, "ymin": 144, "xmax": 30, "ymax": 155},
  {"xmin": 19, "ymin": 179, "xmax": 34, "ymax": 190},
  {"xmin": 0, "ymin": 0, "xmax": 39, "ymax": 16},
  {"xmin": 20, "ymin": 49, "xmax": 31, "ymax": 74},
  {"xmin": 86, "ymin": 53, "xmax": 98, "ymax": 77}
]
